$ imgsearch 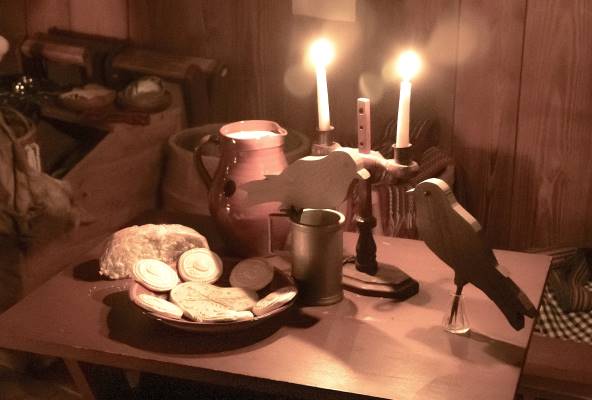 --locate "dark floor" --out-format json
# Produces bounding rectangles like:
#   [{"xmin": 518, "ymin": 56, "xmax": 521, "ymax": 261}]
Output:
[
  {"xmin": 0, "ymin": 355, "xmax": 297, "ymax": 400},
  {"xmin": 0, "ymin": 354, "xmax": 576, "ymax": 400},
  {"xmin": 0, "ymin": 357, "xmax": 80, "ymax": 400}
]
